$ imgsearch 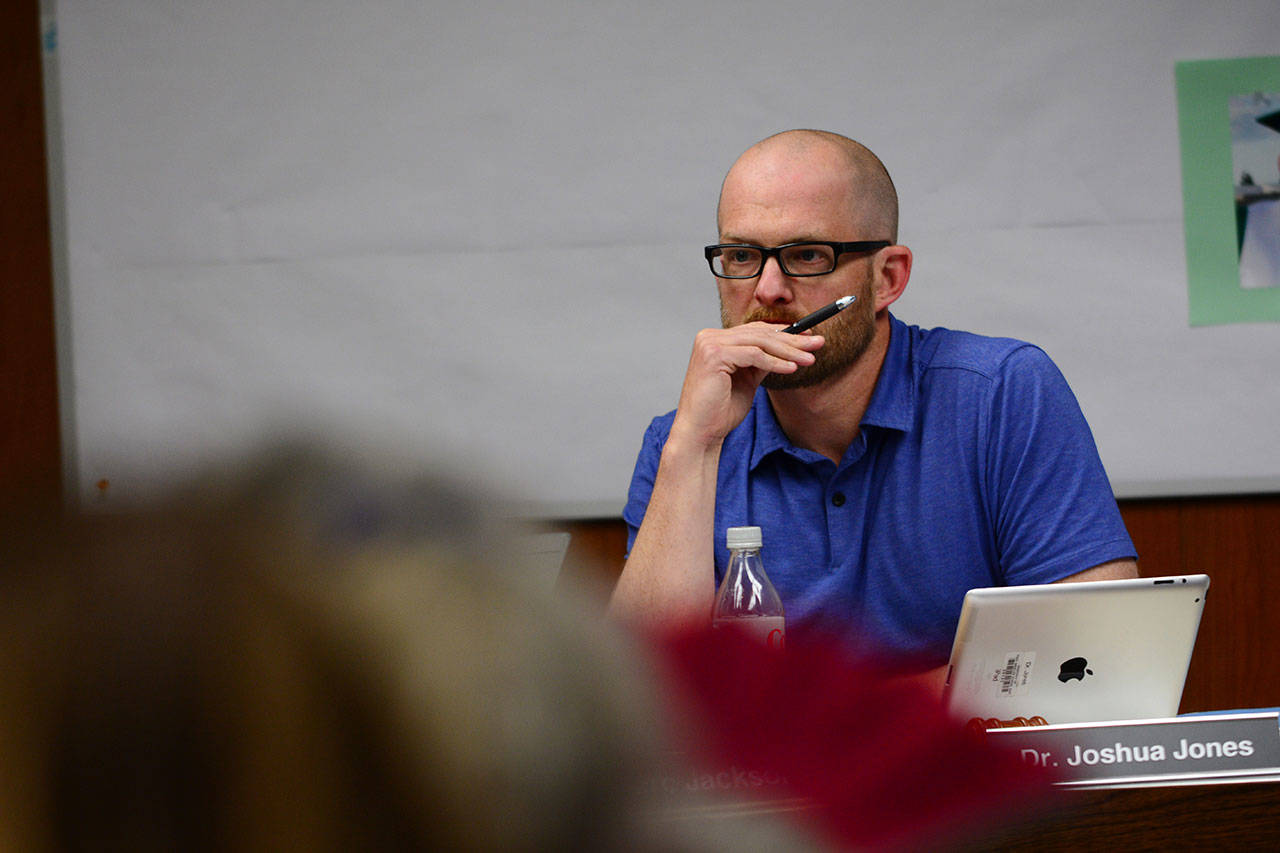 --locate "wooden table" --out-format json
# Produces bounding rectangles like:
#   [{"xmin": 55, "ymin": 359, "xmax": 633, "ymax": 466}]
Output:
[{"xmin": 971, "ymin": 780, "xmax": 1280, "ymax": 850}]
